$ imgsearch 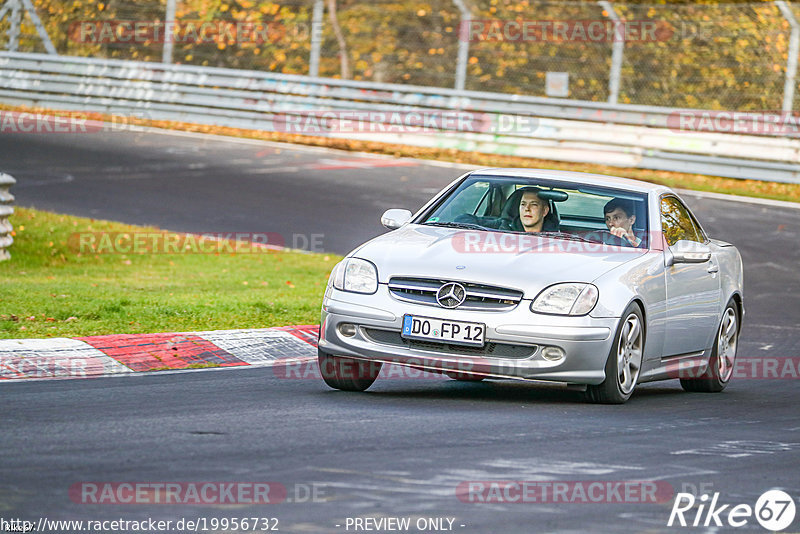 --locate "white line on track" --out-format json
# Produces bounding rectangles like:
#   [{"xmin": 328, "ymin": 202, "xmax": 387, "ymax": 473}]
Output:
[{"xmin": 242, "ymin": 166, "xmax": 302, "ymax": 174}]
